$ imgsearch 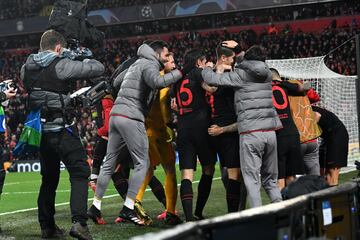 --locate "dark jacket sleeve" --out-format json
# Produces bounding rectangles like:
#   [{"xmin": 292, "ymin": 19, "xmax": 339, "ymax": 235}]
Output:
[
  {"xmin": 143, "ymin": 63, "xmax": 182, "ymax": 89},
  {"xmin": 55, "ymin": 58, "xmax": 105, "ymax": 81},
  {"xmin": 202, "ymin": 67, "xmax": 243, "ymax": 88},
  {"xmin": 280, "ymin": 81, "xmax": 301, "ymax": 95}
]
